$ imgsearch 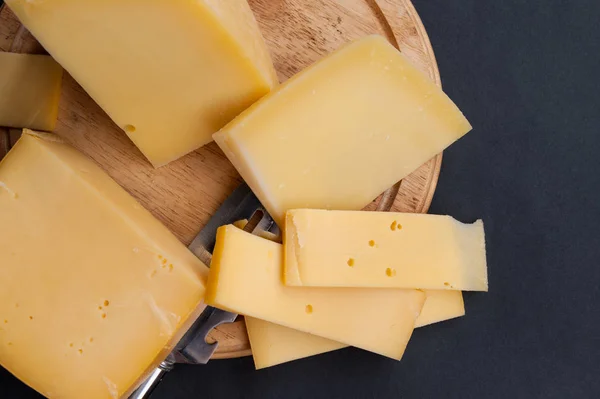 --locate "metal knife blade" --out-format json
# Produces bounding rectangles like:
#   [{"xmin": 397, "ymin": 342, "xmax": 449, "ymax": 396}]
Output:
[{"xmin": 130, "ymin": 183, "xmax": 277, "ymax": 399}]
